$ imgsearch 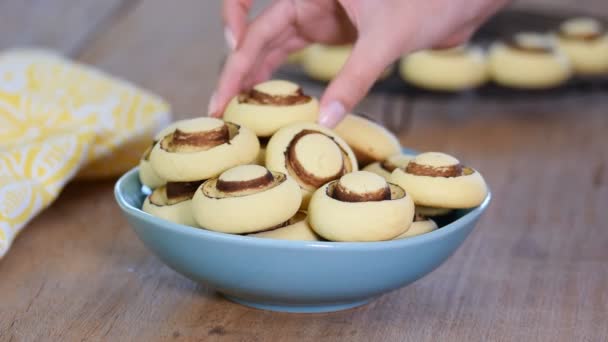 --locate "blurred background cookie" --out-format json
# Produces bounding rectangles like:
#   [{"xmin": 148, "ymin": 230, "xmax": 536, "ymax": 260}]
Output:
[
  {"xmin": 399, "ymin": 45, "xmax": 488, "ymax": 91},
  {"xmin": 302, "ymin": 44, "xmax": 392, "ymax": 82},
  {"xmin": 556, "ymin": 17, "xmax": 608, "ymax": 76},
  {"xmin": 488, "ymin": 32, "xmax": 572, "ymax": 89}
]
